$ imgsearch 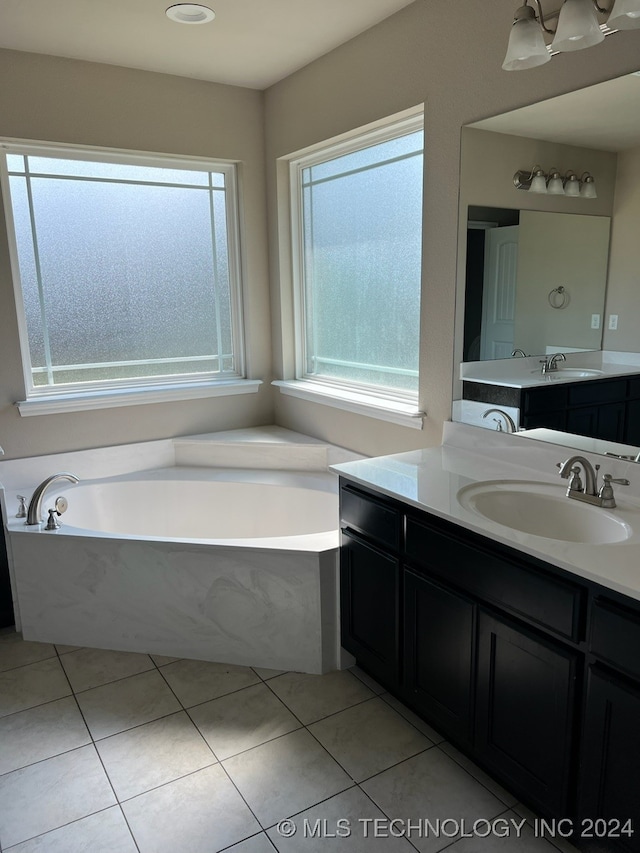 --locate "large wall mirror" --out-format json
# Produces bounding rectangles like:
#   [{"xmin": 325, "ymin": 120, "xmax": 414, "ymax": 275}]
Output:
[{"xmin": 453, "ymin": 70, "xmax": 640, "ymax": 456}]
